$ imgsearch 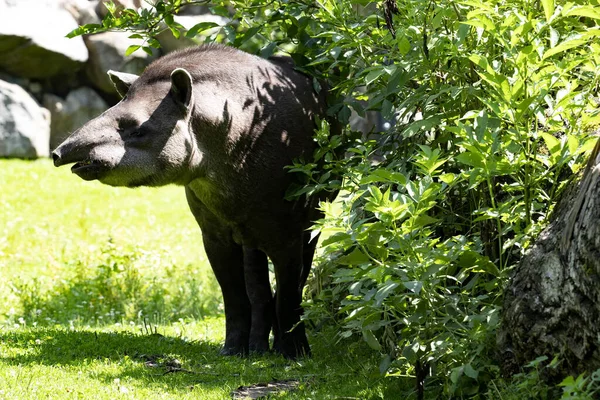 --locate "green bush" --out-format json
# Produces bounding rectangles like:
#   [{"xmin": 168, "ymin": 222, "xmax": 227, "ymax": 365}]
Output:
[{"xmin": 10, "ymin": 242, "xmax": 221, "ymax": 326}]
